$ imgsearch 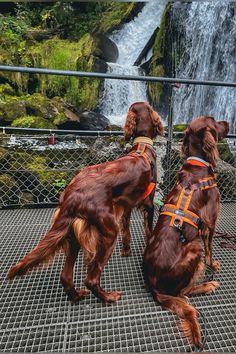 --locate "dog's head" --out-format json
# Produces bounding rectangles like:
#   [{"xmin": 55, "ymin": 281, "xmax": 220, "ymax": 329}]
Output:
[
  {"xmin": 182, "ymin": 116, "xmax": 229, "ymax": 166},
  {"xmin": 123, "ymin": 101, "xmax": 164, "ymax": 141}
]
